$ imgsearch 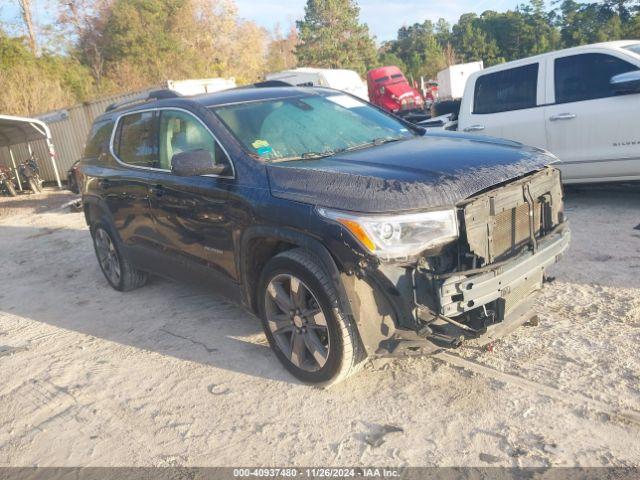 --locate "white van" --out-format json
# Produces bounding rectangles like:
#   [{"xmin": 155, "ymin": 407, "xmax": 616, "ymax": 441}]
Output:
[
  {"xmin": 266, "ymin": 68, "xmax": 369, "ymax": 101},
  {"xmin": 457, "ymin": 41, "xmax": 640, "ymax": 184}
]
